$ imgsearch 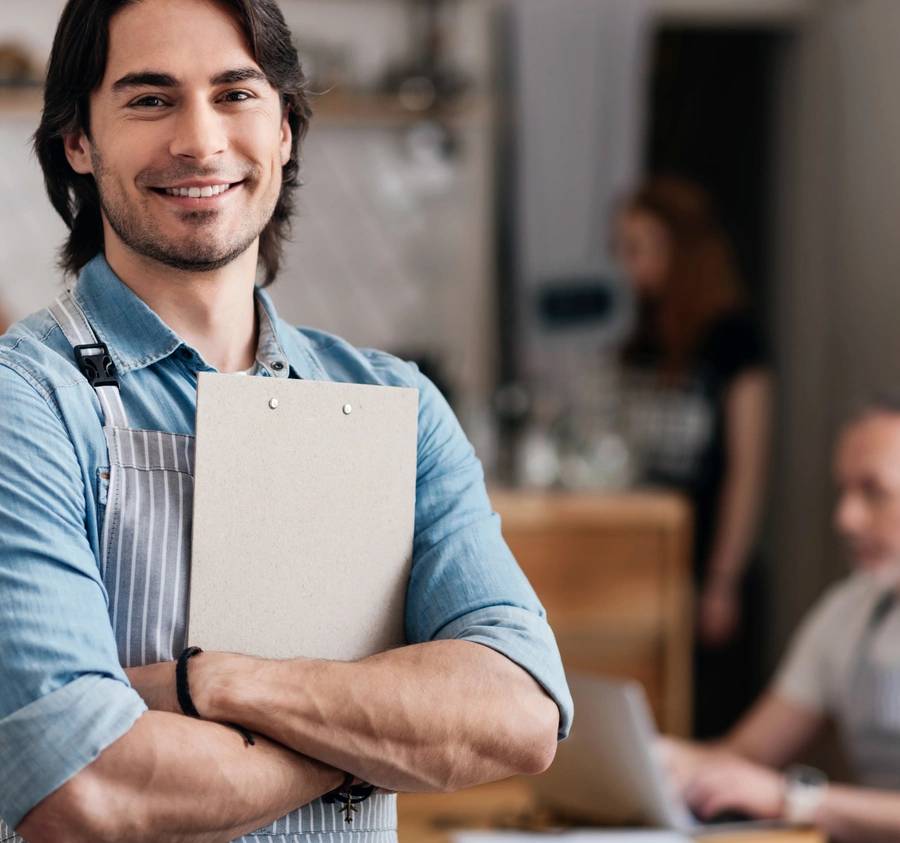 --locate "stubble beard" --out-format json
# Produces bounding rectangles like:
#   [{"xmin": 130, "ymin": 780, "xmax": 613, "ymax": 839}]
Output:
[{"xmin": 91, "ymin": 146, "xmax": 276, "ymax": 273}]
